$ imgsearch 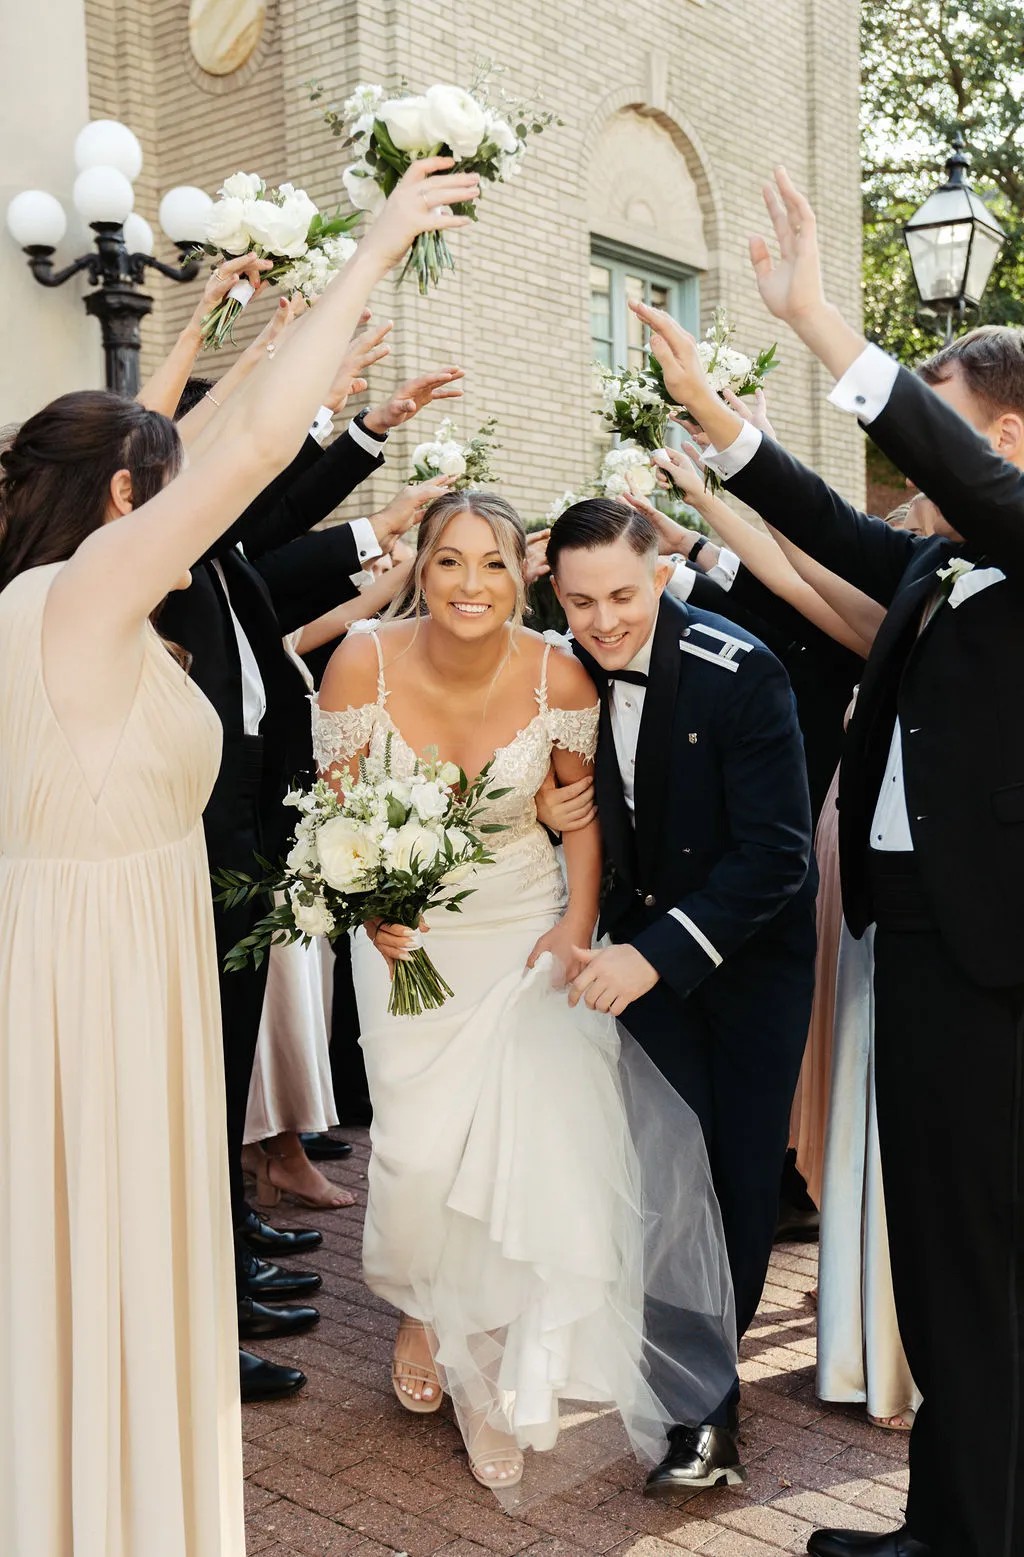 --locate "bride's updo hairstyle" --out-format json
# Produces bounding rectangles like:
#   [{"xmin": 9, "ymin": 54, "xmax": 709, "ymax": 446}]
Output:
[
  {"xmin": 389, "ymin": 489, "xmax": 530, "ymax": 626},
  {"xmin": 0, "ymin": 390, "xmax": 182, "ymax": 592}
]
